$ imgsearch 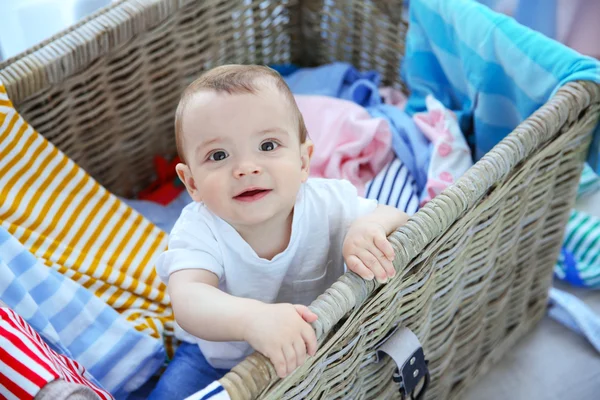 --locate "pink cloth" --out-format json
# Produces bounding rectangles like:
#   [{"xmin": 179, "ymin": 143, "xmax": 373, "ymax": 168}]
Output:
[
  {"xmin": 295, "ymin": 95, "xmax": 394, "ymax": 195},
  {"xmin": 413, "ymin": 95, "xmax": 473, "ymax": 205}
]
